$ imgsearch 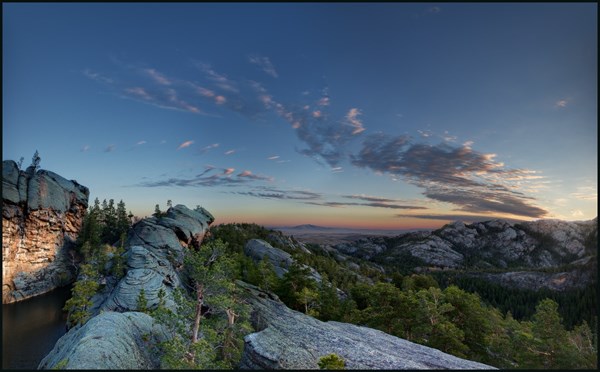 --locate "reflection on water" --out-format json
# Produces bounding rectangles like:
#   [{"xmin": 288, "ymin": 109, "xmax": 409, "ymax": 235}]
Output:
[{"xmin": 2, "ymin": 285, "xmax": 72, "ymax": 370}]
